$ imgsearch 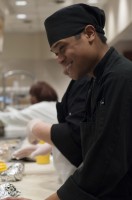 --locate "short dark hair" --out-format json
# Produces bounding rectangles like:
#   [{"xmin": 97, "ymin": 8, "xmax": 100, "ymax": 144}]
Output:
[
  {"xmin": 29, "ymin": 81, "xmax": 58, "ymax": 102},
  {"xmin": 74, "ymin": 33, "xmax": 82, "ymax": 40},
  {"xmin": 97, "ymin": 32, "xmax": 107, "ymax": 43},
  {"xmin": 74, "ymin": 30, "xmax": 107, "ymax": 44}
]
